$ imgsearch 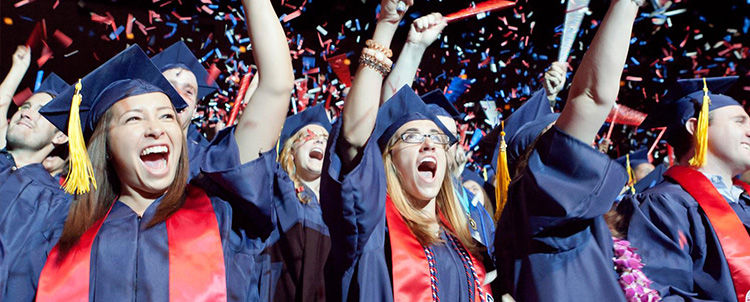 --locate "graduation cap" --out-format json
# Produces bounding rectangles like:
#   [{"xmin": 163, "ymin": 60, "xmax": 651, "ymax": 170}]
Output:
[
  {"xmin": 640, "ymin": 76, "xmax": 740, "ymax": 168},
  {"xmin": 151, "ymin": 41, "xmax": 219, "ymax": 100},
  {"xmin": 421, "ymin": 89, "xmax": 464, "ymax": 120},
  {"xmin": 615, "ymin": 148, "xmax": 652, "ymax": 194},
  {"xmin": 279, "ymin": 103, "xmax": 332, "ymax": 146},
  {"xmin": 35, "ymin": 73, "xmax": 70, "ymax": 98},
  {"xmin": 40, "ymin": 45, "xmax": 185, "ymax": 195},
  {"xmin": 461, "ymin": 168, "xmax": 486, "ymax": 187},
  {"xmin": 614, "ymin": 148, "xmax": 651, "ymax": 169},
  {"xmin": 375, "ymin": 85, "xmax": 457, "ymax": 151}
]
